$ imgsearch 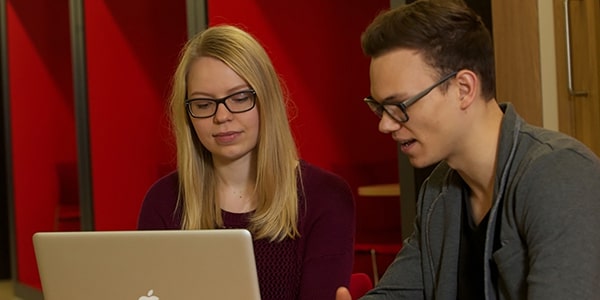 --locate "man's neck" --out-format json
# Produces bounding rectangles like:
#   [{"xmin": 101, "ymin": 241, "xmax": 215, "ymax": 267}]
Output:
[{"xmin": 452, "ymin": 100, "xmax": 504, "ymax": 224}]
